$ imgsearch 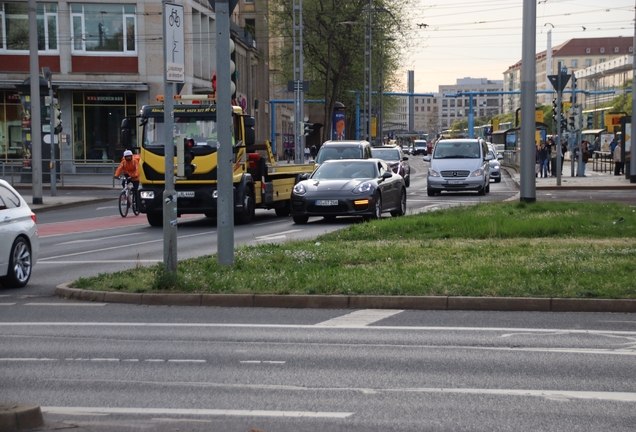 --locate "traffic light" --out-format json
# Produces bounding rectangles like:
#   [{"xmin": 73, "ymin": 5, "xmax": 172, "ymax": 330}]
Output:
[
  {"xmin": 303, "ymin": 122, "xmax": 314, "ymax": 136},
  {"xmin": 587, "ymin": 113, "xmax": 593, "ymax": 130},
  {"xmin": 53, "ymin": 107, "xmax": 62, "ymax": 134},
  {"xmin": 560, "ymin": 113, "xmax": 567, "ymax": 131},
  {"xmin": 568, "ymin": 114, "xmax": 575, "ymax": 131},
  {"xmin": 178, "ymin": 138, "xmax": 196, "ymax": 178},
  {"xmin": 551, "ymin": 98, "xmax": 557, "ymax": 123},
  {"xmin": 229, "ymin": 36, "xmax": 237, "ymax": 99}
]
